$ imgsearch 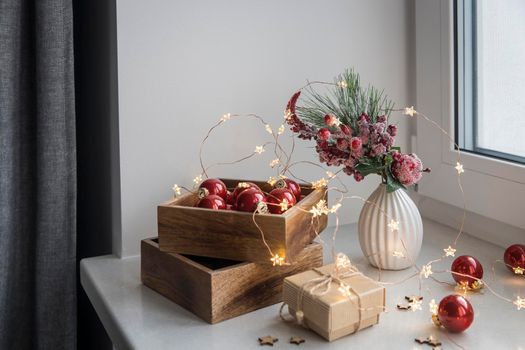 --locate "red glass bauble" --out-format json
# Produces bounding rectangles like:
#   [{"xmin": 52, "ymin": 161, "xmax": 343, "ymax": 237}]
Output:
[
  {"xmin": 451, "ymin": 255, "xmax": 483, "ymax": 288},
  {"xmin": 231, "ymin": 182, "xmax": 261, "ymax": 203},
  {"xmin": 437, "ymin": 295, "xmax": 474, "ymax": 333},
  {"xmin": 196, "ymin": 194, "xmax": 227, "ymax": 210},
  {"xmin": 266, "ymin": 188, "xmax": 297, "ymax": 214},
  {"xmin": 275, "ymin": 178, "xmax": 301, "ymax": 200},
  {"xmin": 198, "ymin": 178, "xmax": 227, "ymax": 200},
  {"xmin": 235, "ymin": 188, "xmax": 267, "ymax": 213},
  {"xmin": 504, "ymin": 244, "xmax": 525, "ymax": 273}
]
